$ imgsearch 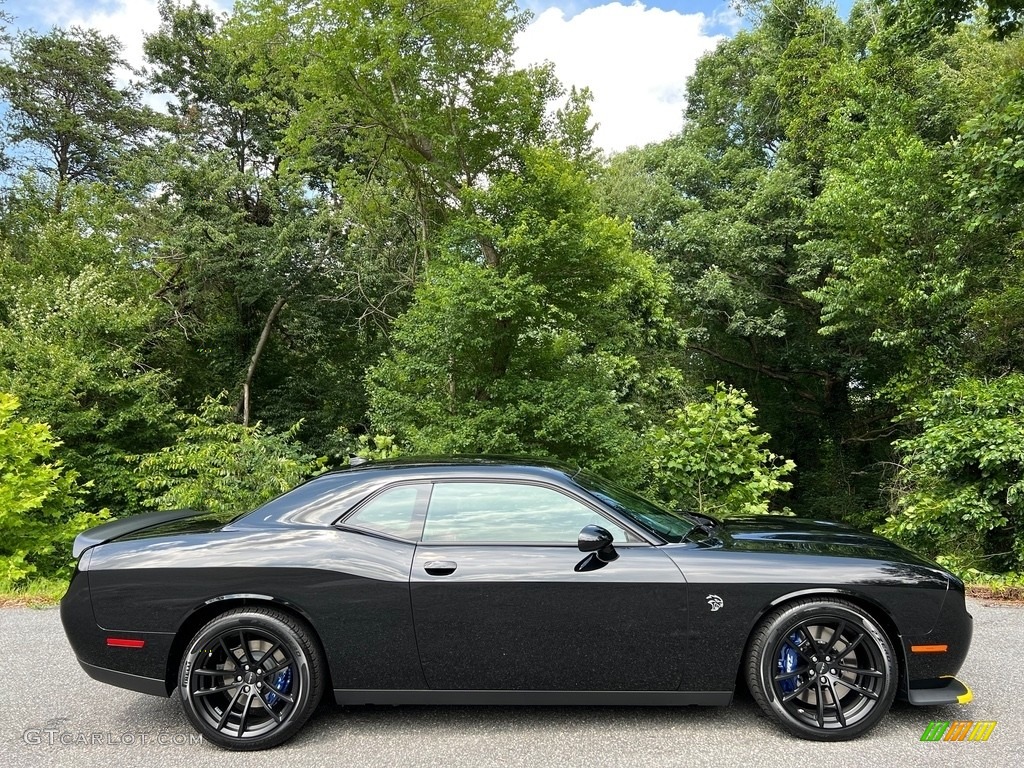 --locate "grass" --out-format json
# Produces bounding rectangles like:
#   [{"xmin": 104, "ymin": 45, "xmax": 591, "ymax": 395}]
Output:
[
  {"xmin": 966, "ymin": 584, "xmax": 1024, "ymax": 602},
  {"xmin": 0, "ymin": 577, "xmax": 68, "ymax": 608}
]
